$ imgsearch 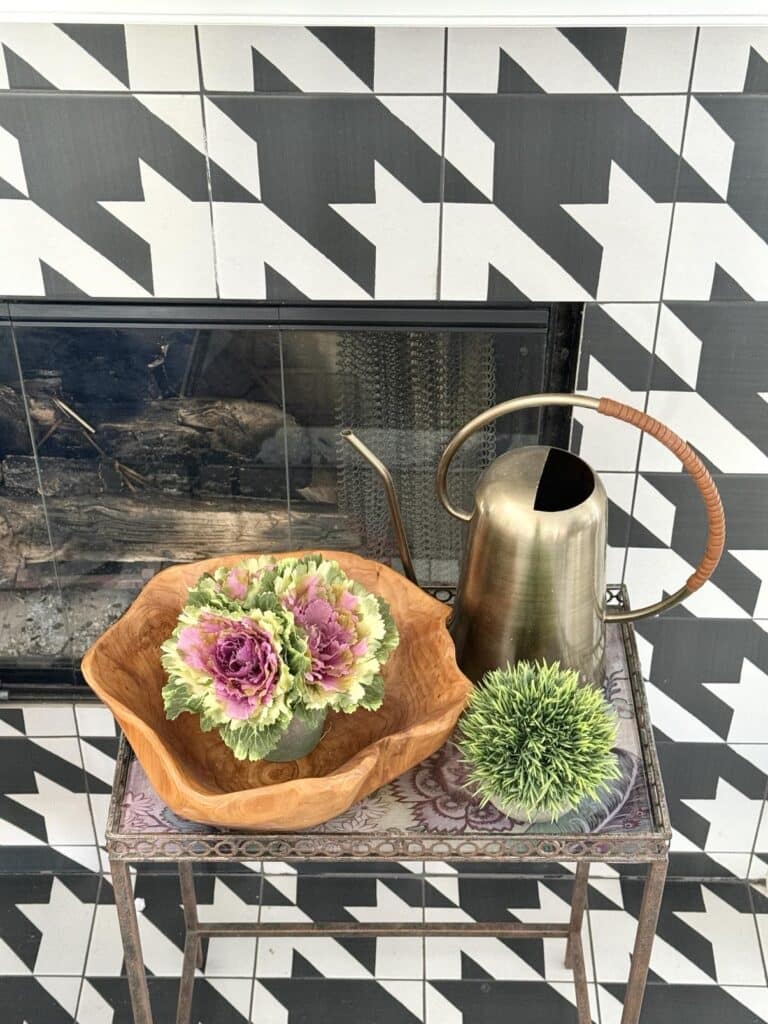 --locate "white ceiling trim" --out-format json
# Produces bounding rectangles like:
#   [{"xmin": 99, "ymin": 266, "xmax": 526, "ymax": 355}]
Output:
[{"xmin": 0, "ymin": 1, "xmax": 767, "ymax": 28}]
